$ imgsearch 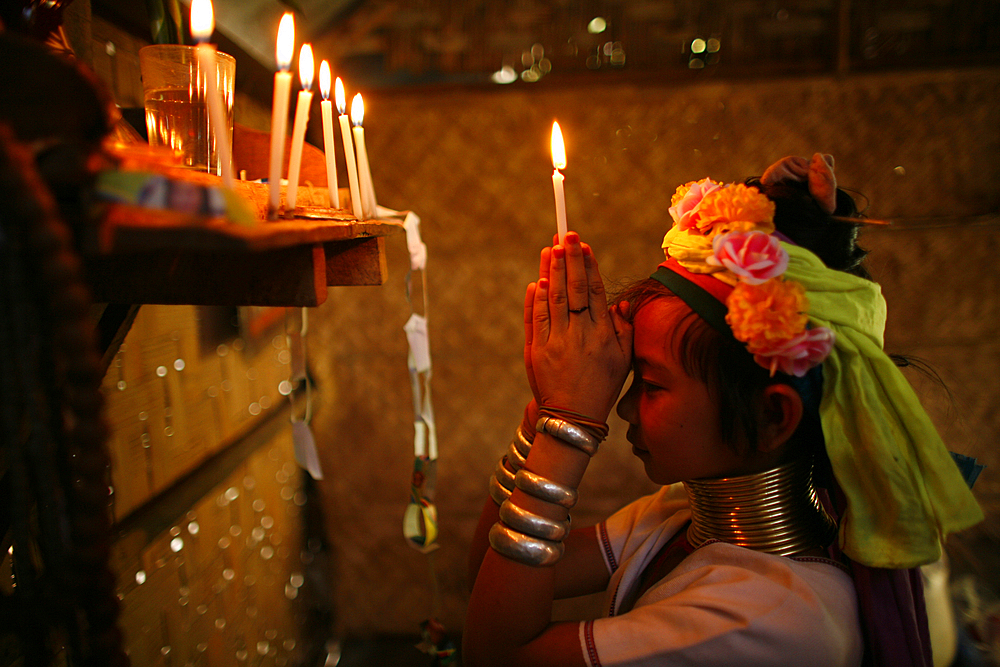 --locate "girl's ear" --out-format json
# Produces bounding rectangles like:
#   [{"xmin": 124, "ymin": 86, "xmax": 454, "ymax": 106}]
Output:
[{"xmin": 758, "ymin": 384, "xmax": 804, "ymax": 454}]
